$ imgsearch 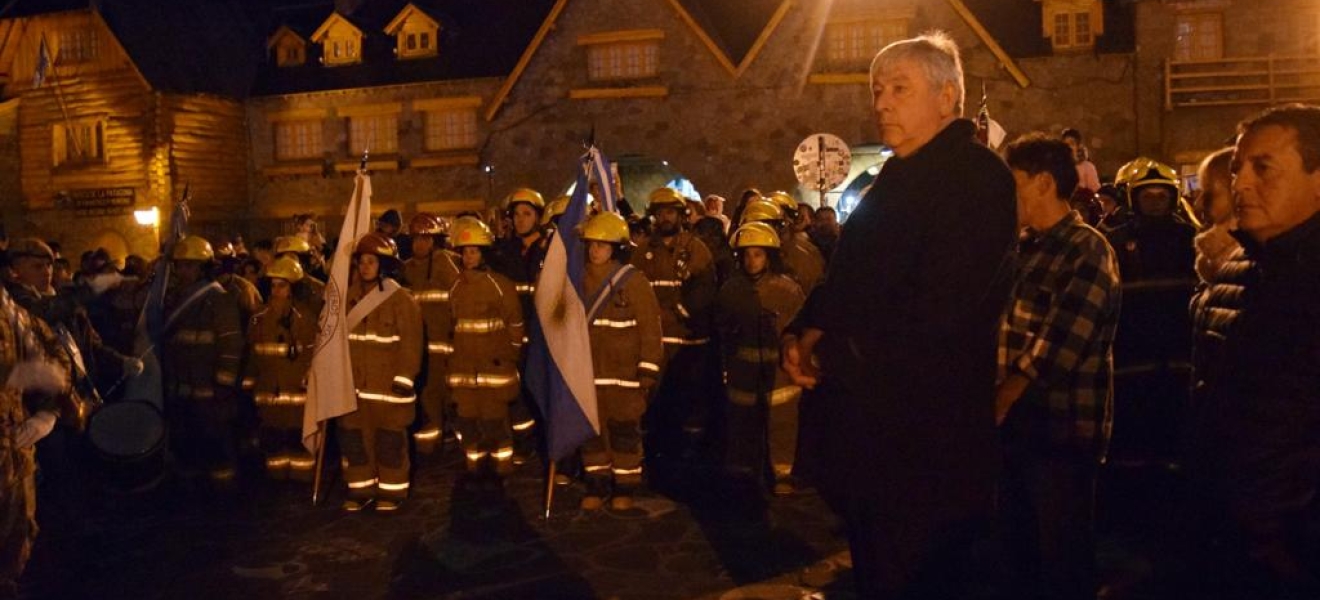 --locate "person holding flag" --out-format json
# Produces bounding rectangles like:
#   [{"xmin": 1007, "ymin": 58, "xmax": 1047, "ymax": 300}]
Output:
[
  {"xmin": 337, "ymin": 232, "xmax": 421, "ymax": 512},
  {"xmin": 447, "ymin": 217, "xmax": 525, "ymax": 482},
  {"xmin": 160, "ymin": 236, "xmax": 245, "ymax": 489},
  {"xmin": 575, "ymin": 212, "xmax": 663, "ymax": 511}
]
